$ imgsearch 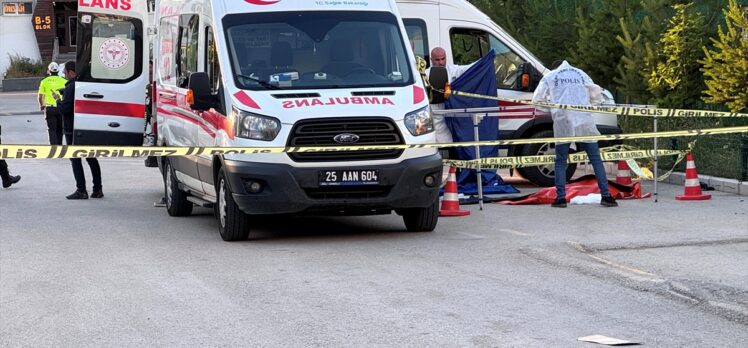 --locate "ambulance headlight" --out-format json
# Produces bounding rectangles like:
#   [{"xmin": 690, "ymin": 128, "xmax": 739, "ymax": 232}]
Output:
[
  {"xmin": 404, "ymin": 107, "xmax": 434, "ymax": 136},
  {"xmin": 232, "ymin": 108, "xmax": 281, "ymax": 141}
]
